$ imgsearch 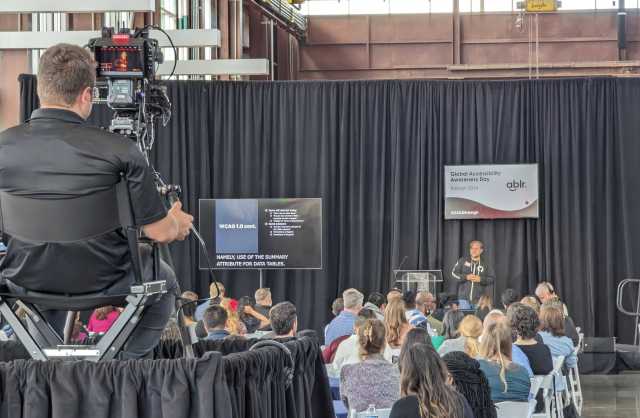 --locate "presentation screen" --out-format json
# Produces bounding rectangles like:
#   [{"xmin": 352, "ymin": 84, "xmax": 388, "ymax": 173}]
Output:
[
  {"xmin": 199, "ymin": 198, "xmax": 322, "ymax": 269},
  {"xmin": 444, "ymin": 164, "xmax": 539, "ymax": 219}
]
